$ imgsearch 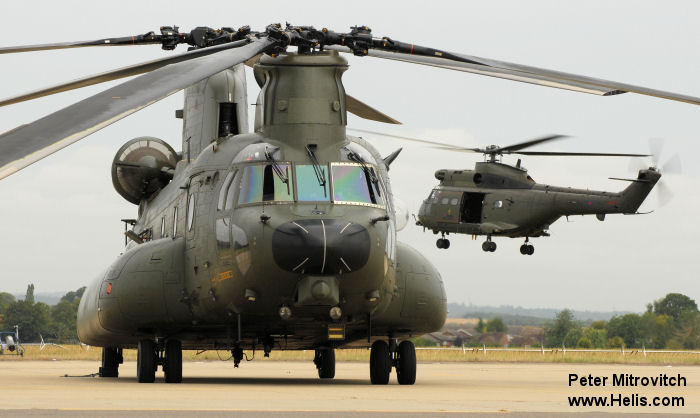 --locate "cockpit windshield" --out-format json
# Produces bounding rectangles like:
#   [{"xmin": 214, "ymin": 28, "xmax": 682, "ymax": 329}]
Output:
[
  {"xmin": 331, "ymin": 163, "xmax": 383, "ymax": 206},
  {"xmin": 233, "ymin": 162, "xmax": 385, "ymax": 207}
]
